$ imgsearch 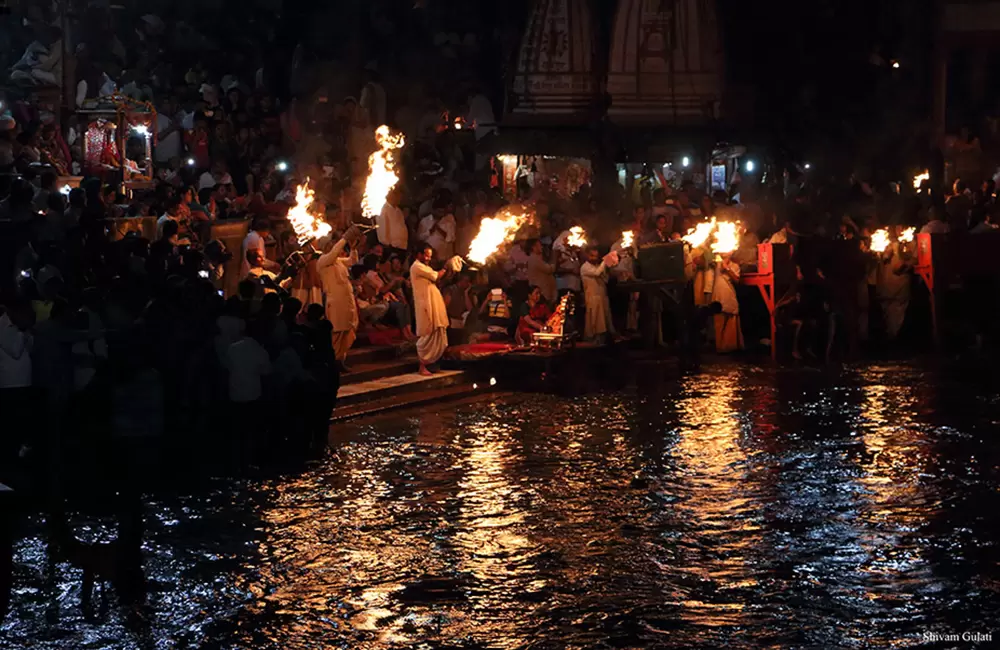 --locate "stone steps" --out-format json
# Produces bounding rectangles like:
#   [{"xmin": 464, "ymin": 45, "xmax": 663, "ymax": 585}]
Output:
[
  {"xmin": 340, "ymin": 356, "xmax": 421, "ymax": 386},
  {"xmin": 330, "ymin": 383, "xmax": 484, "ymax": 423},
  {"xmin": 331, "ymin": 342, "xmax": 476, "ymax": 422}
]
